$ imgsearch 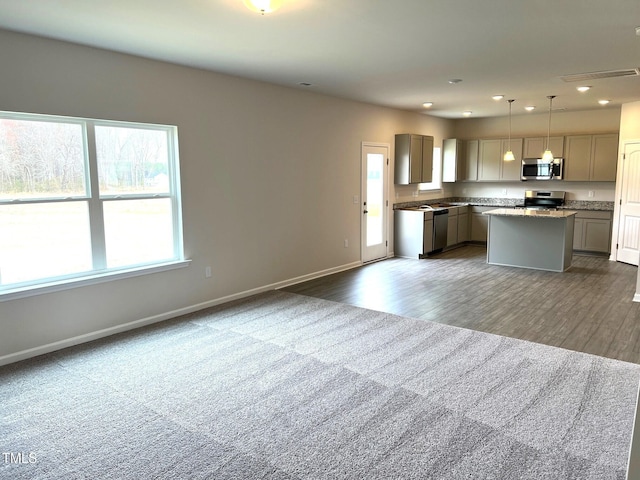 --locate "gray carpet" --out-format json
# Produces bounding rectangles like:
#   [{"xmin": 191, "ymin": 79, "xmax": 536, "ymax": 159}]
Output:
[{"xmin": 2, "ymin": 290, "xmax": 639, "ymax": 479}]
